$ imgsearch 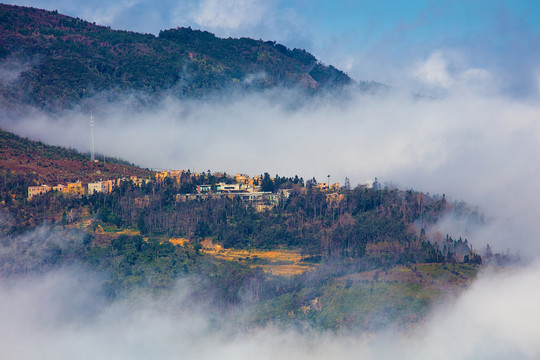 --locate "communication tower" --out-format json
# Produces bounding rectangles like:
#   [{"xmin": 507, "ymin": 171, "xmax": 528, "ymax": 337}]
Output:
[{"xmin": 90, "ymin": 114, "xmax": 95, "ymax": 162}]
